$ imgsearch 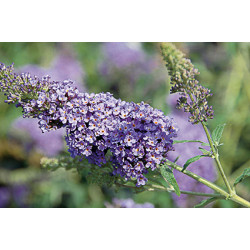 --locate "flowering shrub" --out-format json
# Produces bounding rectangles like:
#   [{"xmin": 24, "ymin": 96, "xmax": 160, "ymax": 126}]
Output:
[
  {"xmin": 1, "ymin": 42, "xmax": 250, "ymax": 208},
  {"xmin": 0, "ymin": 62, "xmax": 177, "ymax": 186}
]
